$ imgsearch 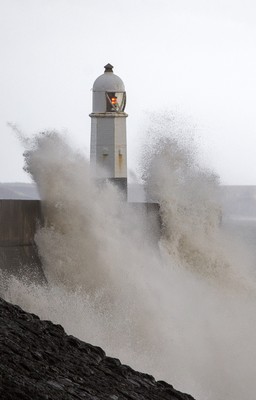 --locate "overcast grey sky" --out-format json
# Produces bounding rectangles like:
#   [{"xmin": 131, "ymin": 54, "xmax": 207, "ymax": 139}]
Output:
[{"xmin": 0, "ymin": 0, "xmax": 256, "ymax": 184}]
